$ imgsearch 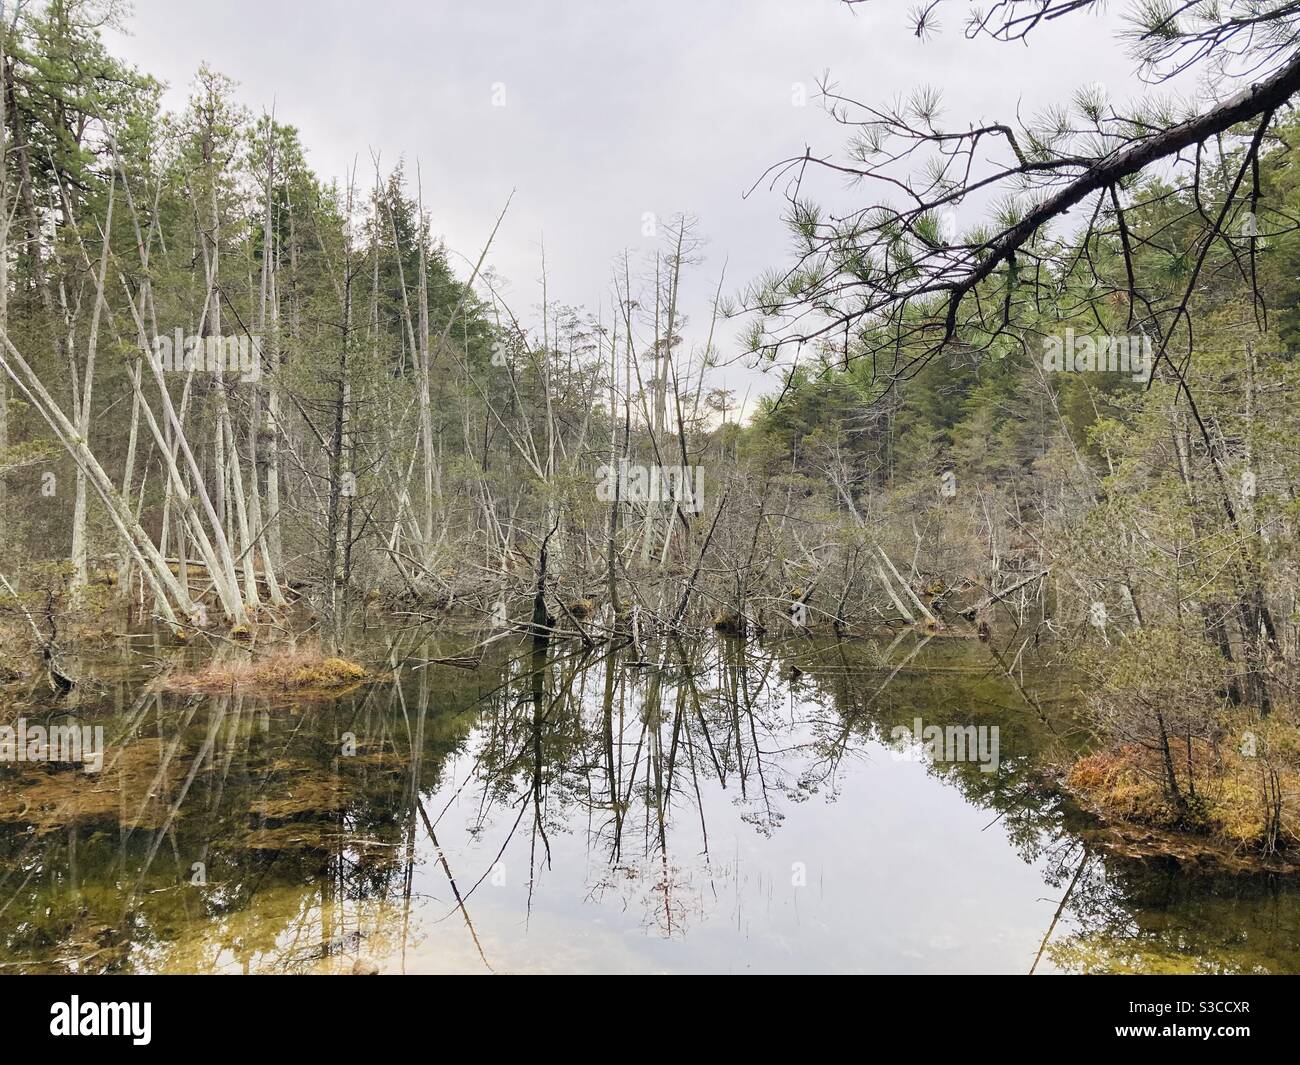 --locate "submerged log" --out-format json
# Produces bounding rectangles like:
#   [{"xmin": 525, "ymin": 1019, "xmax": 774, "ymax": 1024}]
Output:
[{"xmin": 42, "ymin": 647, "xmax": 75, "ymax": 694}]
